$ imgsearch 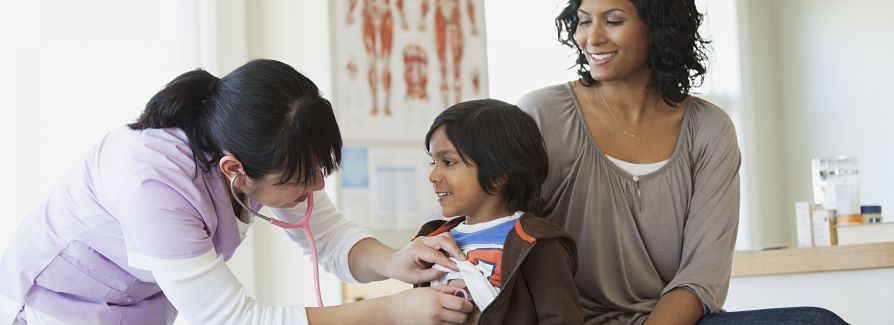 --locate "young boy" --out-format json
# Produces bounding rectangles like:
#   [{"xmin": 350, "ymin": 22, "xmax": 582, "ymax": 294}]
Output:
[{"xmin": 416, "ymin": 99, "xmax": 583, "ymax": 324}]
